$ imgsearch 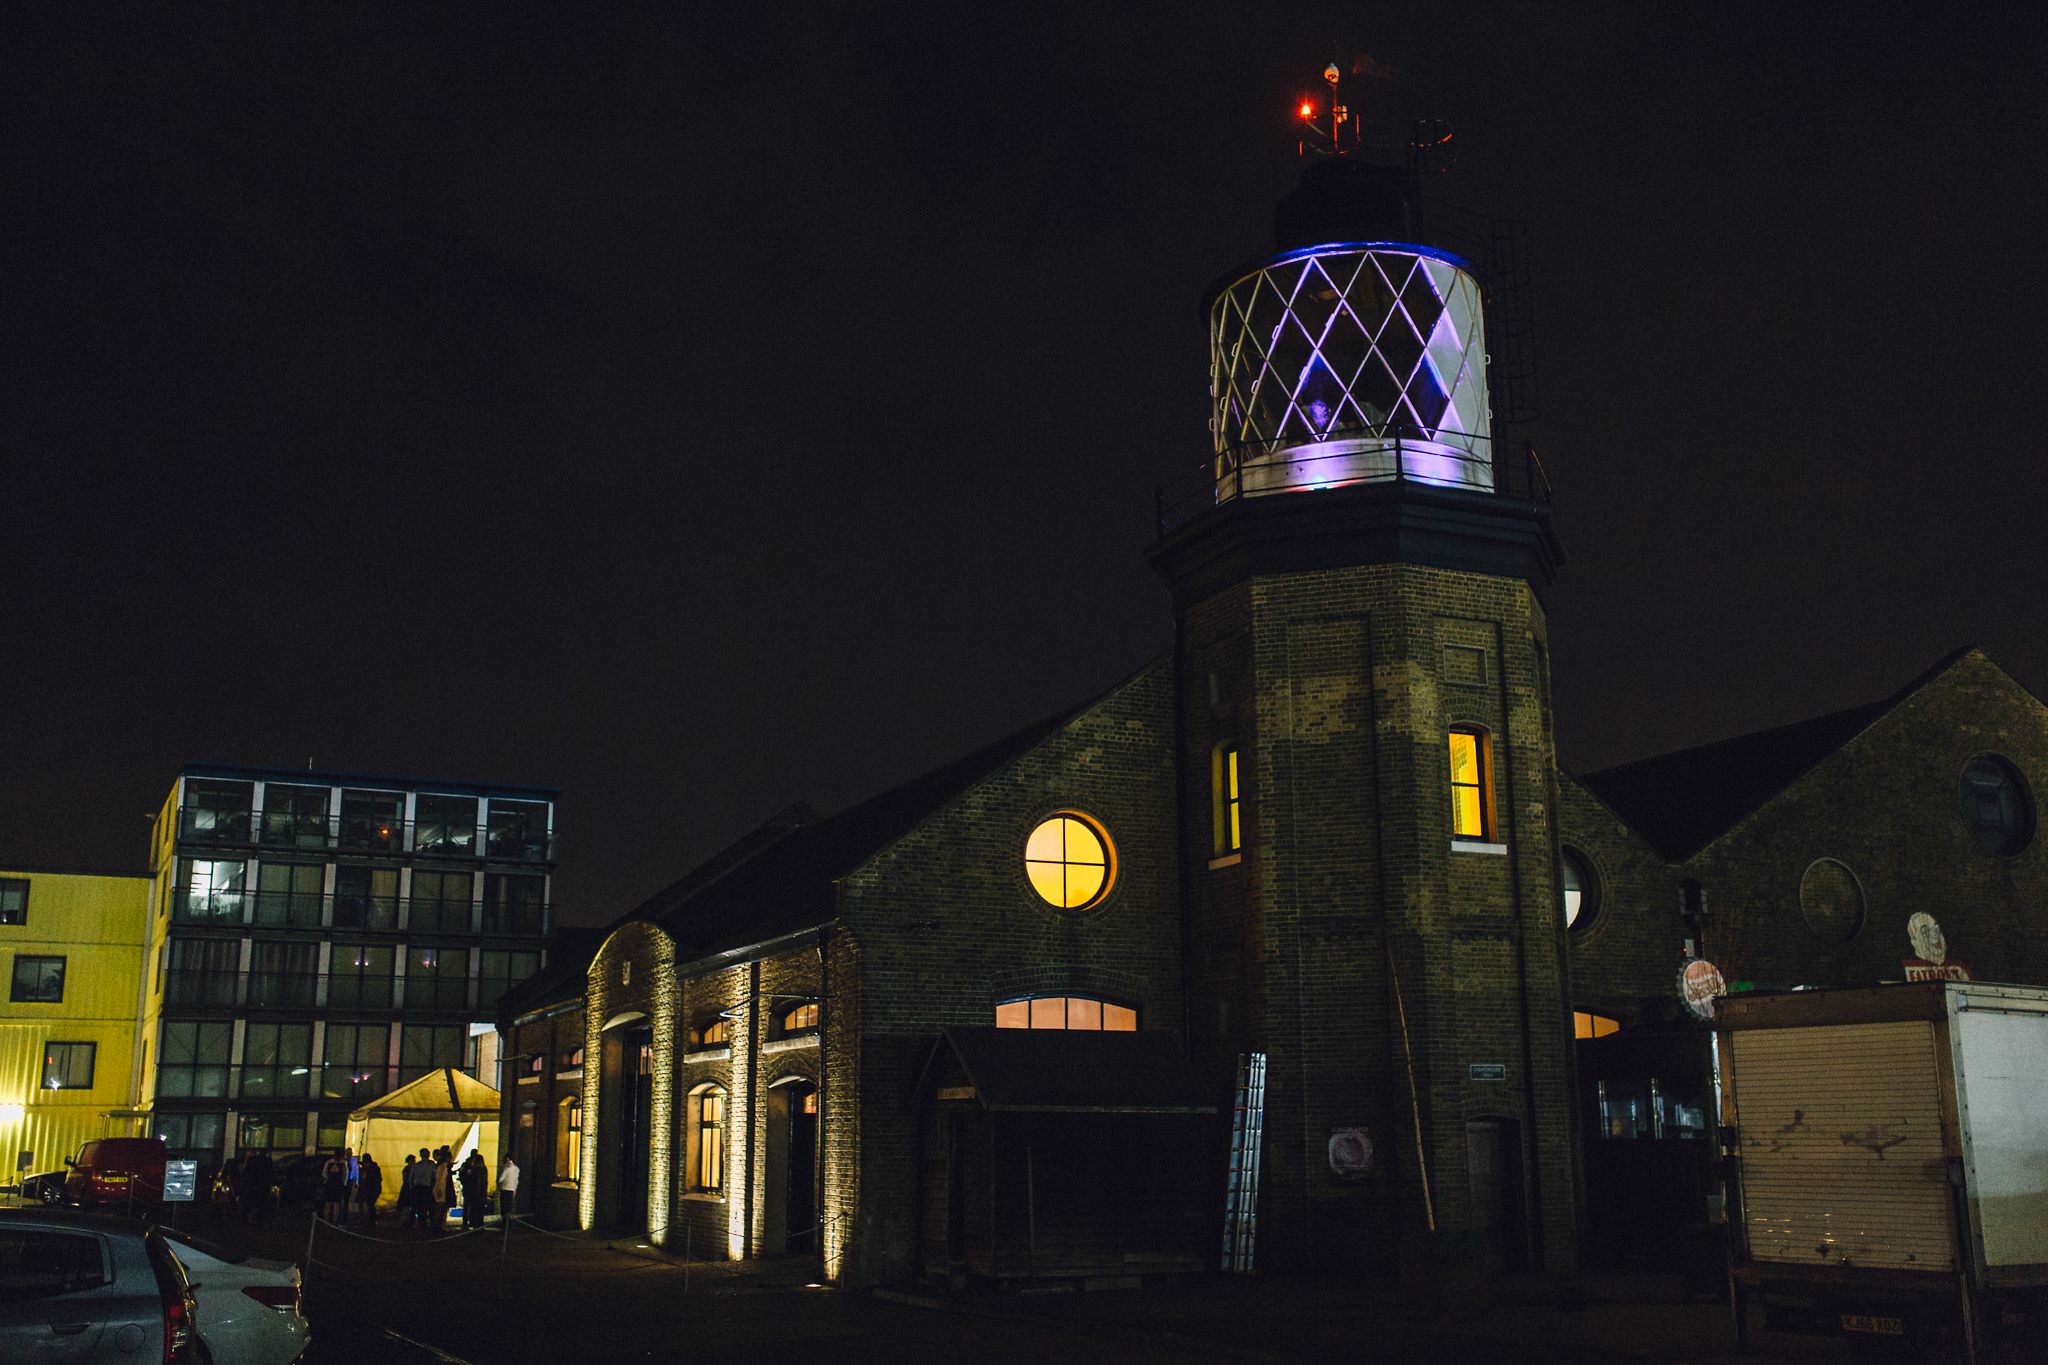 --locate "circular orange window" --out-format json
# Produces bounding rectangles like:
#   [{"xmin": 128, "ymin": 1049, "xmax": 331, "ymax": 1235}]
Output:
[{"xmin": 1024, "ymin": 812, "xmax": 1116, "ymax": 910}]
